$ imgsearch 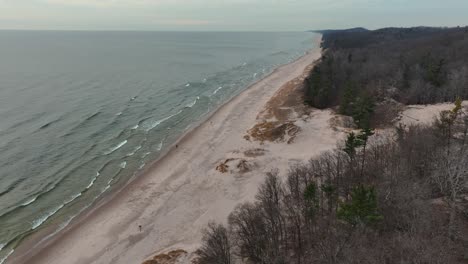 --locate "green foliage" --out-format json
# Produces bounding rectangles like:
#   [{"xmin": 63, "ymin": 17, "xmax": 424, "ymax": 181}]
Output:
[
  {"xmin": 337, "ymin": 185, "xmax": 382, "ymax": 227},
  {"xmin": 422, "ymin": 54, "xmax": 447, "ymax": 87},
  {"xmin": 357, "ymin": 127, "xmax": 375, "ymax": 143},
  {"xmin": 452, "ymin": 97, "xmax": 462, "ymax": 116},
  {"xmin": 338, "ymin": 81, "xmax": 374, "ymax": 129},
  {"xmin": 321, "ymin": 183, "xmax": 336, "ymax": 195},
  {"xmin": 304, "ymin": 65, "xmax": 331, "ymax": 109},
  {"xmin": 343, "ymin": 128, "xmax": 374, "ymax": 157},
  {"xmin": 401, "ymin": 63, "xmax": 411, "ymax": 90},
  {"xmin": 352, "ymin": 95, "xmax": 375, "ymax": 129},
  {"xmin": 339, "ymin": 81, "xmax": 357, "ymax": 115},
  {"xmin": 343, "ymin": 132, "xmax": 358, "ymax": 157},
  {"xmin": 304, "ymin": 182, "xmax": 319, "ymax": 217}
]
